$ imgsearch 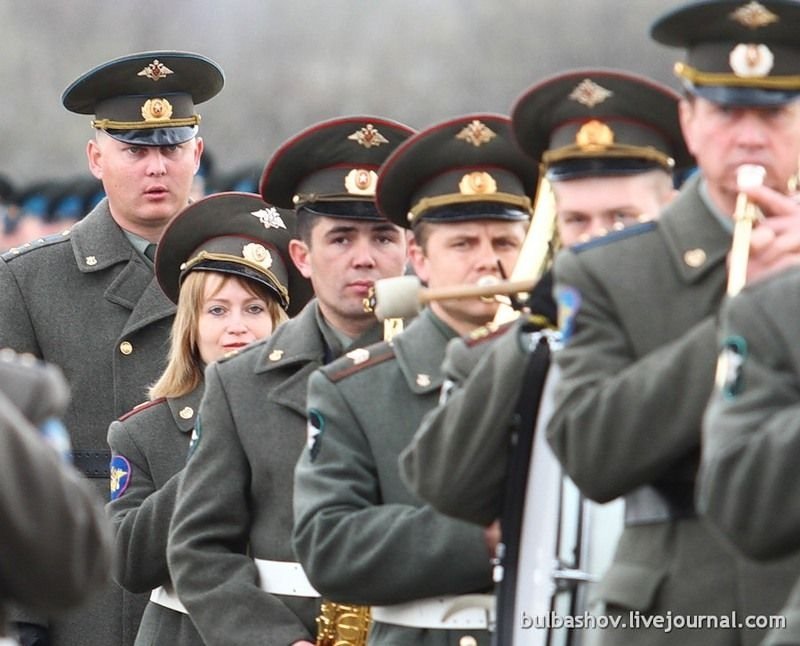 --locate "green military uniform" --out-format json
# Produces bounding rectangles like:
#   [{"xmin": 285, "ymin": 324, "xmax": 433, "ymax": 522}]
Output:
[
  {"xmin": 107, "ymin": 192, "xmax": 306, "ymax": 646},
  {"xmin": 294, "ymin": 309, "xmax": 495, "ymax": 645},
  {"xmin": 0, "ymin": 51, "xmax": 223, "ymax": 646},
  {"xmin": 167, "ymin": 116, "xmax": 414, "ymax": 644},
  {"xmin": 699, "ymin": 266, "xmax": 800, "ymax": 644},
  {"xmin": 167, "ymin": 302, "xmax": 383, "ymax": 643},
  {"xmin": 107, "ymin": 389, "xmax": 204, "ymax": 646},
  {"xmin": 400, "ymin": 318, "xmax": 534, "ymax": 526},
  {"xmin": 547, "ymin": 3, "xmax": 800, "ymax": 644},
  {"xmin": 292, "ymin": 113, "xmax": 539, "ymax": 645},
  {"xmin": 546, "ymin": 177, "xmax": 800, "ymax": 645},
  {"xmin": 0, "ymin": 350, "xmax": 111, "ymax": 640}
]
